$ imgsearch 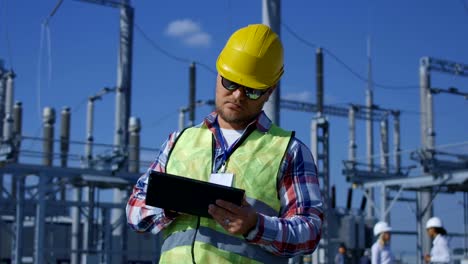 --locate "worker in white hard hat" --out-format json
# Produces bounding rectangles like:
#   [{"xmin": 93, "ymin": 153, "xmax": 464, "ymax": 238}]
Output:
[
  {"xmin": 371, "ymin": 221, "xmax": 394, "ymax": 264},
  {"xmin": 424, "ymin": 217, "xmax": 451, "ymax": 263}
]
